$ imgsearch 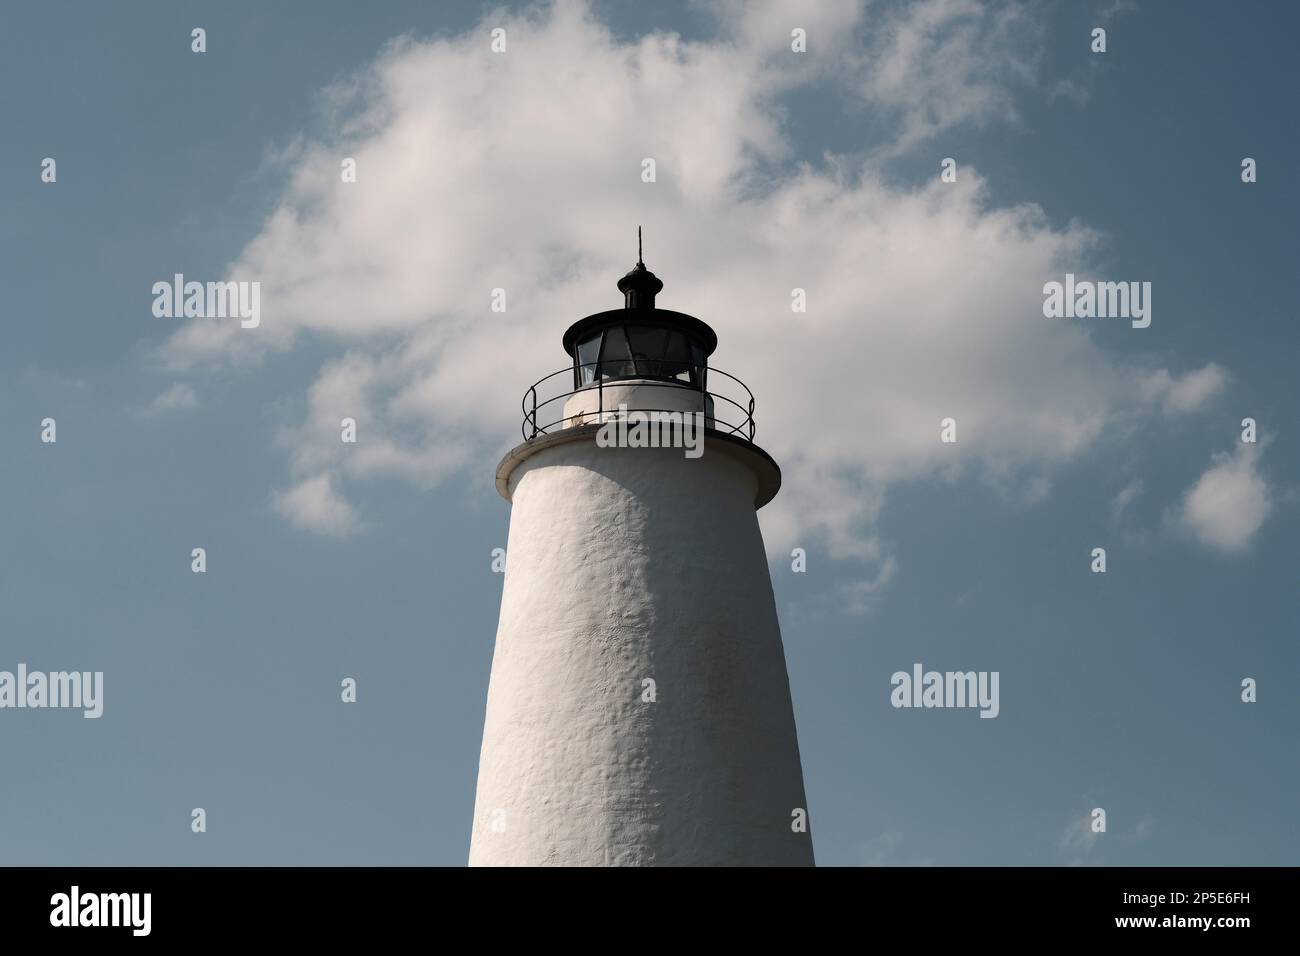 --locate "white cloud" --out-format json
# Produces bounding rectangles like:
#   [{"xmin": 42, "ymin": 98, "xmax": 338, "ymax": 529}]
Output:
[
  {"xmin": 1046, "ymin": 0, "xmax": 1136, "ymax": 110},
  {"xmin": 1049, "ymin": 76, "xmax": 1091, "ymax": 107},
  {"xmin": 1138, "ymin": 363, "xmax": 1228, "ymax": 415},
  {"xmin": 132, "ymin": 383, "xmax": 199, "ymax": 421},
  {"xmin": 1180, "ymin": 443, "xmax": 1271, "ymax": 553},
  {"xmin": 1111, "ymin": 478, "xmax": 1143, "ymax": 520},
  {"xmin": 1099, "ymin": 0, "xmax": 1140, "ymax": 23},
  {"xmin": 157, "ymin": 0, "xmax": 1222, "ymax": 588},
  {"xmin": 839, "ymin": 553, "xmax": 897, "ymax": 614},
  {"xmin": 1058, "ymin": 813, "xmax": 1101, "ymax": 862},
  {"xmin": 852, "ymin": 0, "xmax": 1041, "ymax": 154},
  {"xmin": 860, "ymin": 828, "xmax": 904, "ymax": 866},
  {"xmin": 22, "ymin": 365, "xmax": 90, "ymax": 392},
  {"xmin": 150, "ymin": 383, "xmax": 197, "ymax": 412},
  {"xmin": 1059, "ymin": 808, "xmax": 1152, "ymax": 864},
  {"xmin": 271, "ymin": 473, "xmax": 362, "ymax": 537}
]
